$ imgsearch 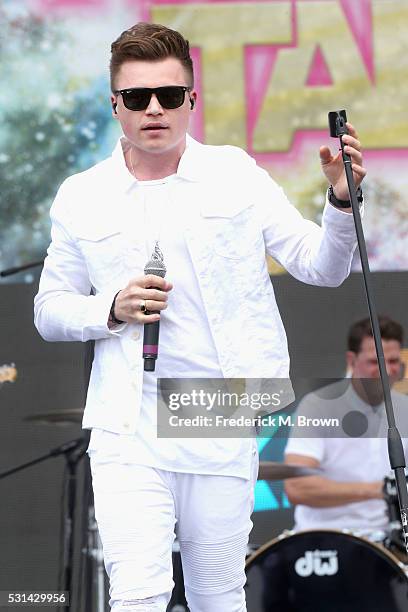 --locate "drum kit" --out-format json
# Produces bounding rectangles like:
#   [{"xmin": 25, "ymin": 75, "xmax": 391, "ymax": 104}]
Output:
[
  {"xmin": 245, "ymin": 529, "xmax": 408, "ymax": 612},
  {"xmin": 7, "ymin": 407, "xmax": 408, "ymax": 611},
  {"xmin": 245, "ymin": 466, "xmax": 408, "ymax": 612}
]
